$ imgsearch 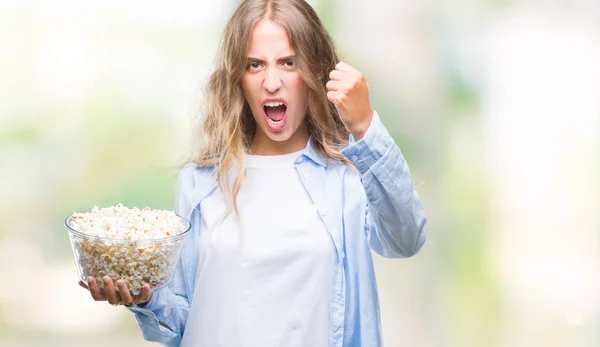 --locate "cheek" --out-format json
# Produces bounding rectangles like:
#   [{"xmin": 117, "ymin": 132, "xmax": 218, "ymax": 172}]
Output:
[
  {"xmin": 290, "ymin": 76, "xmax": 307, "ymax": 107},
  {"xmin": 242, "ymin": 78, "xmax": 262, "ymax": 116},
  {"xmin": 242, "ymin": 76, "xmax": 258, "ymax": 100},
  {"xmin": 291, "ymin": 74, "xmax": 305, "ymax": 91}
]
